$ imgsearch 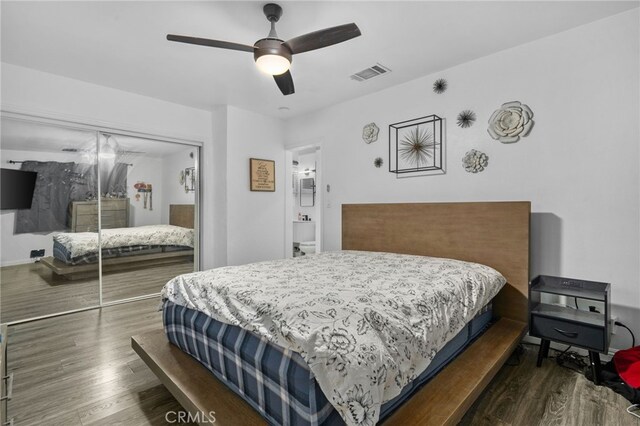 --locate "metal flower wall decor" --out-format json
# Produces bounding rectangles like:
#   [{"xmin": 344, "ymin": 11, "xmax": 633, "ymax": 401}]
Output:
[
  {"xmin": 487, "ymin": 101, "xmax": 534, "ymax": 143},
  {"xmin": 399, "ymin": 126, "xmax": 435, "ymax": 168},
  {"xmin": 362, "ymin": 122, "xmax": 380, "ymax": 144},
  {"xmin": 456, "ymin": 110, "xmax": 476, "ymax": 128},
  {"xmin": 433, "ymin": 79, "xmax": 447, "ymax": 94},
  {"xmin": 462, "ymin": 149, "xmax": 489, "ymax": 173}
]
